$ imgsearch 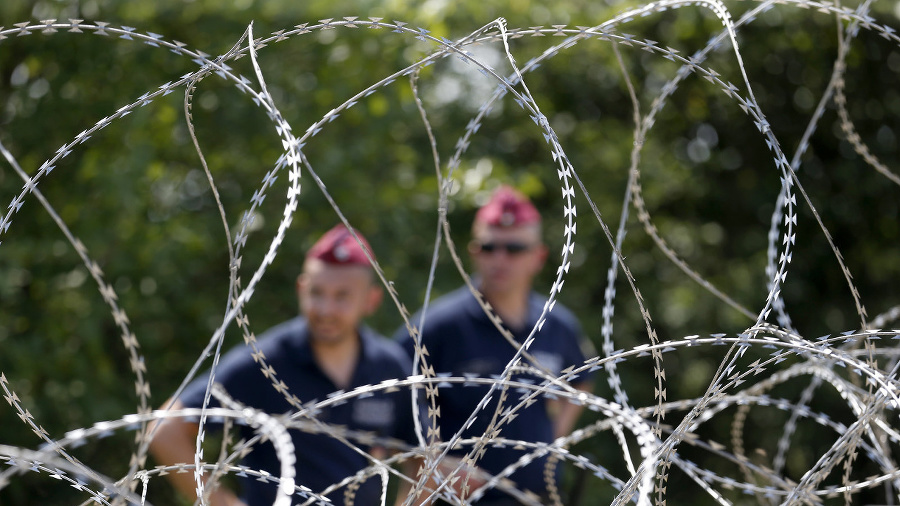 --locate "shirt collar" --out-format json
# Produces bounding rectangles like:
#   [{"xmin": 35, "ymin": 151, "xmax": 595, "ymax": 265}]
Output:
[{"xmin": 460, "ymin": 283, "xmax": 541, "ymax": 336}]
